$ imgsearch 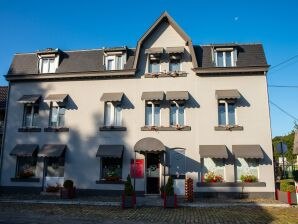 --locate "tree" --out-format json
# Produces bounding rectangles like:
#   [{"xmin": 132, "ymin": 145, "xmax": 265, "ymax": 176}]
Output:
[{"xmin": 272, "ymin": 122, "xmax": 298, "ymax": 164}]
